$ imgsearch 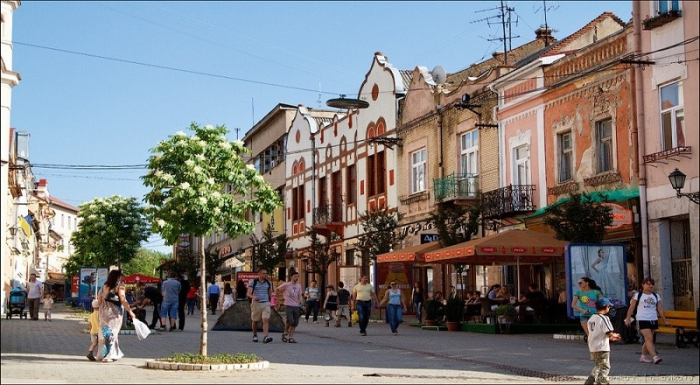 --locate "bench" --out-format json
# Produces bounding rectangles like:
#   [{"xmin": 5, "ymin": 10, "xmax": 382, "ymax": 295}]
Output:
[{"xmin": 656, "ymin": 310, "xmax": 699, "ymax": 348}]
